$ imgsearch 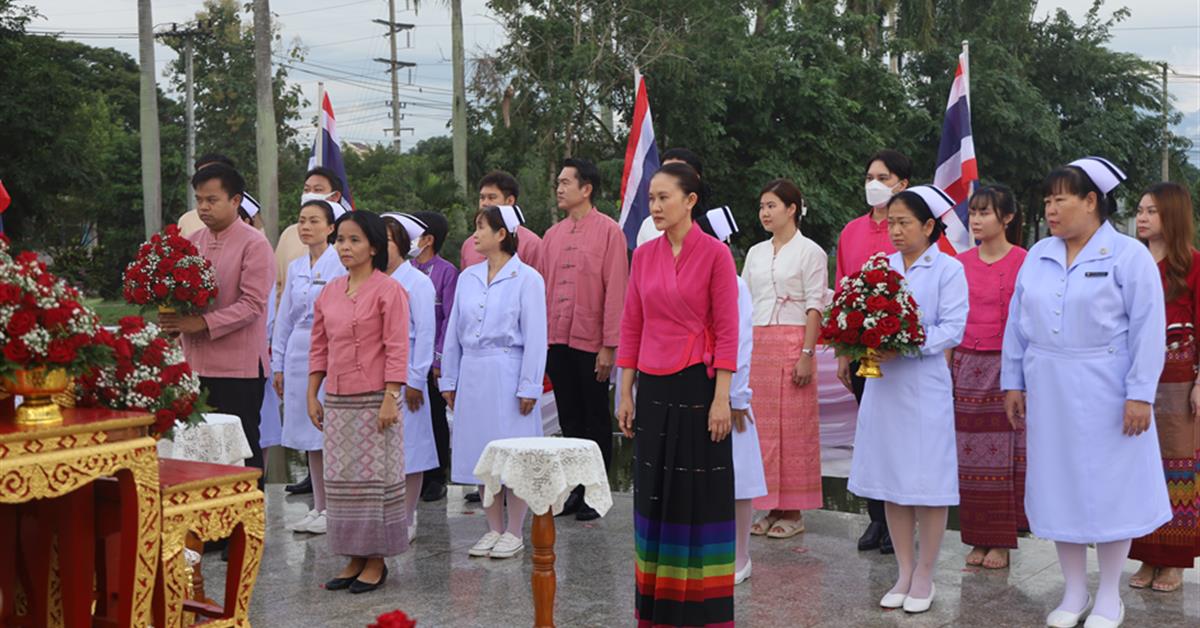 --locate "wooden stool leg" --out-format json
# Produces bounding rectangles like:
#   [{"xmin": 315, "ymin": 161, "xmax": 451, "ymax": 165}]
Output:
[
  {"xmin": 531, "ymin": 512, "xmax": 556, "ymax": 628},
  {"xmin": 54, "ymin": 487, "xmax": 95, "ymax": 628}
]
